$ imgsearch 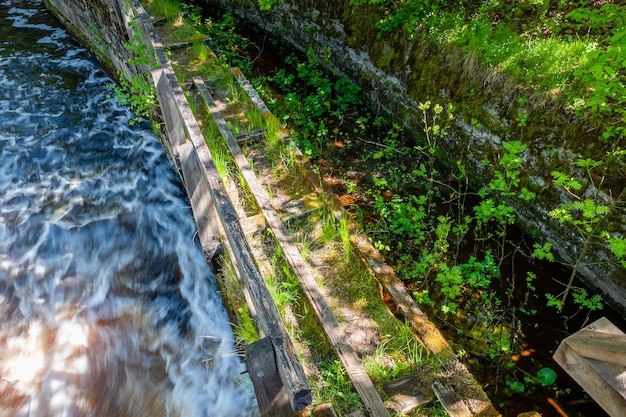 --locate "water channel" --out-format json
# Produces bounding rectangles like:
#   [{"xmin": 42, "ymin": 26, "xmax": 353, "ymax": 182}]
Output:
[{"xmin": 0, "ymin": 1, "xmax": 257, "ymax": 415}]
